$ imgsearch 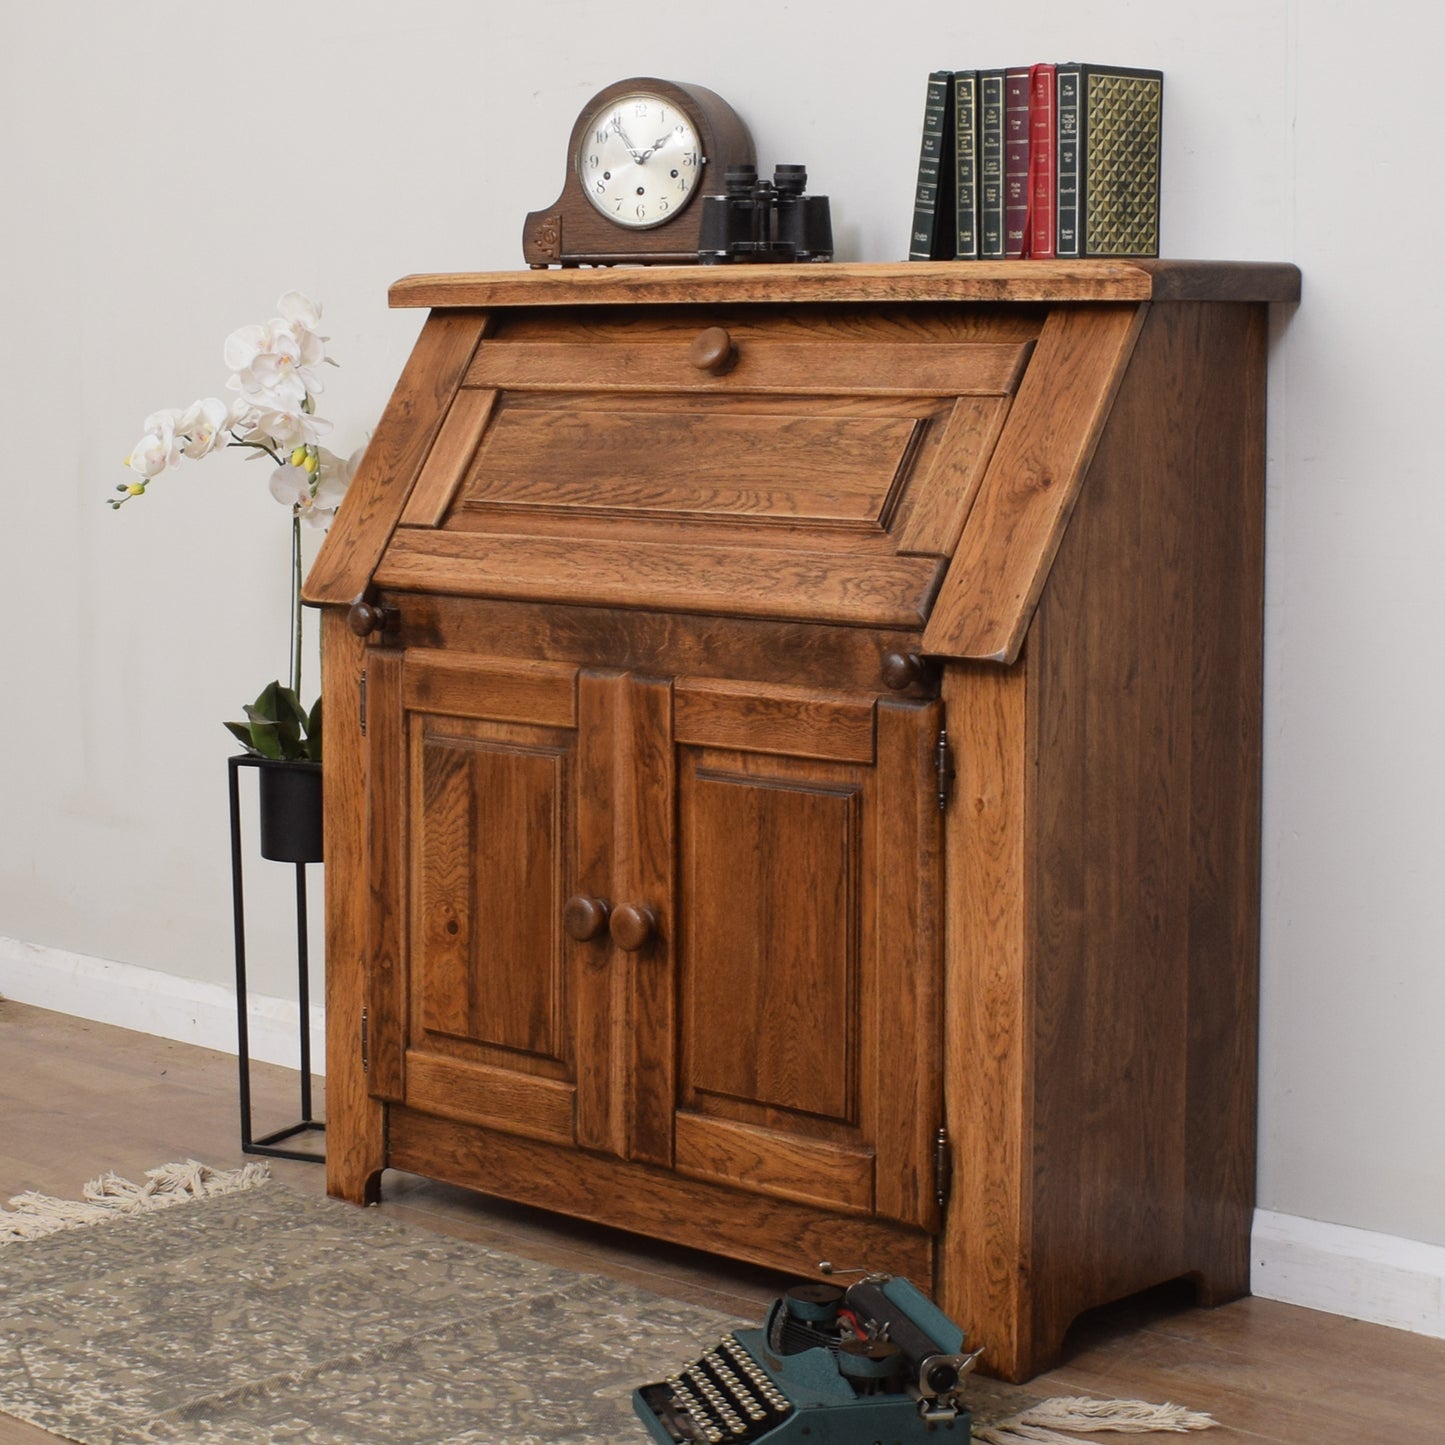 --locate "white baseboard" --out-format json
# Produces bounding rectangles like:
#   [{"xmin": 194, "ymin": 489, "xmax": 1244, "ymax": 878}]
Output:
[
  {"xmin": 0, "ymin": 936, "xmax": 325, "ymax": 1075},
  {"xmin": 1252, "ymin": 1208, "xmax": 1445, "ymax": 1339},
  {"xmin": 5, "ymin": 938, "xmax": 1444, "ymax": 1340}
]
